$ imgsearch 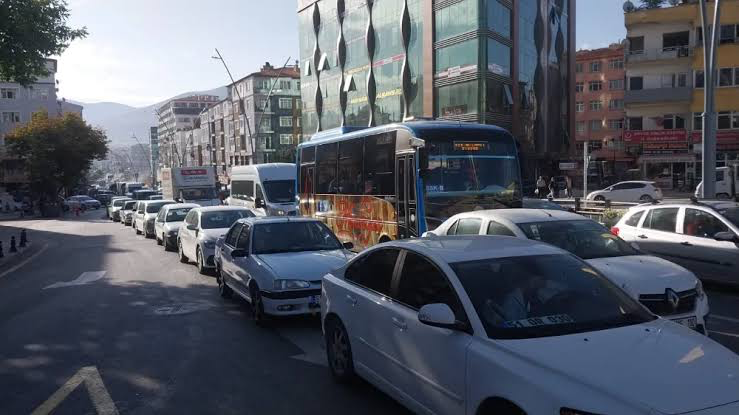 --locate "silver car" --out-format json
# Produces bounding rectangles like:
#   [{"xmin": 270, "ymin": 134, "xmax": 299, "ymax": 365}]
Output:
[
  {"xmin": 108, "ymin": 197, "xmax": 131, "ymax": 221},
  {"xmin": 120, "ymin": 200, "xmax": 138, "ymax": 225},
  {"xmin": 135, "ymin": 200, "xmax": 176, "ymax": 238},
  {"xmin": 154, "ymin": 203, "xmax": 199, "ymax": 251}
]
